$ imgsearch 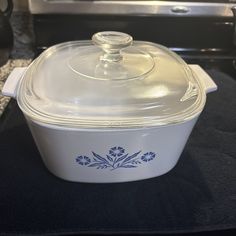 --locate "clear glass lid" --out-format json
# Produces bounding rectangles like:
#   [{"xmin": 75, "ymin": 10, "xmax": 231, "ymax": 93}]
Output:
[{"xmin": 18, "ymin": 31, "xmax": 204, "ymax": 128}]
